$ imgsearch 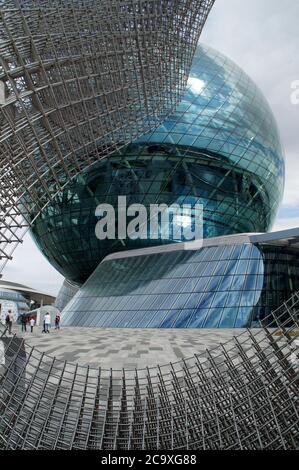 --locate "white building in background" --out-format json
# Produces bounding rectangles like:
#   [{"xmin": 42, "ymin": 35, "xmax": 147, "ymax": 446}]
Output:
[
  {"xmin": 0, "ymin": 280, "xmax": 55, "ymax": 324},
  {"xmin": 28, "ymin": 305, "xmax": 60, "ymax": 327}
]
